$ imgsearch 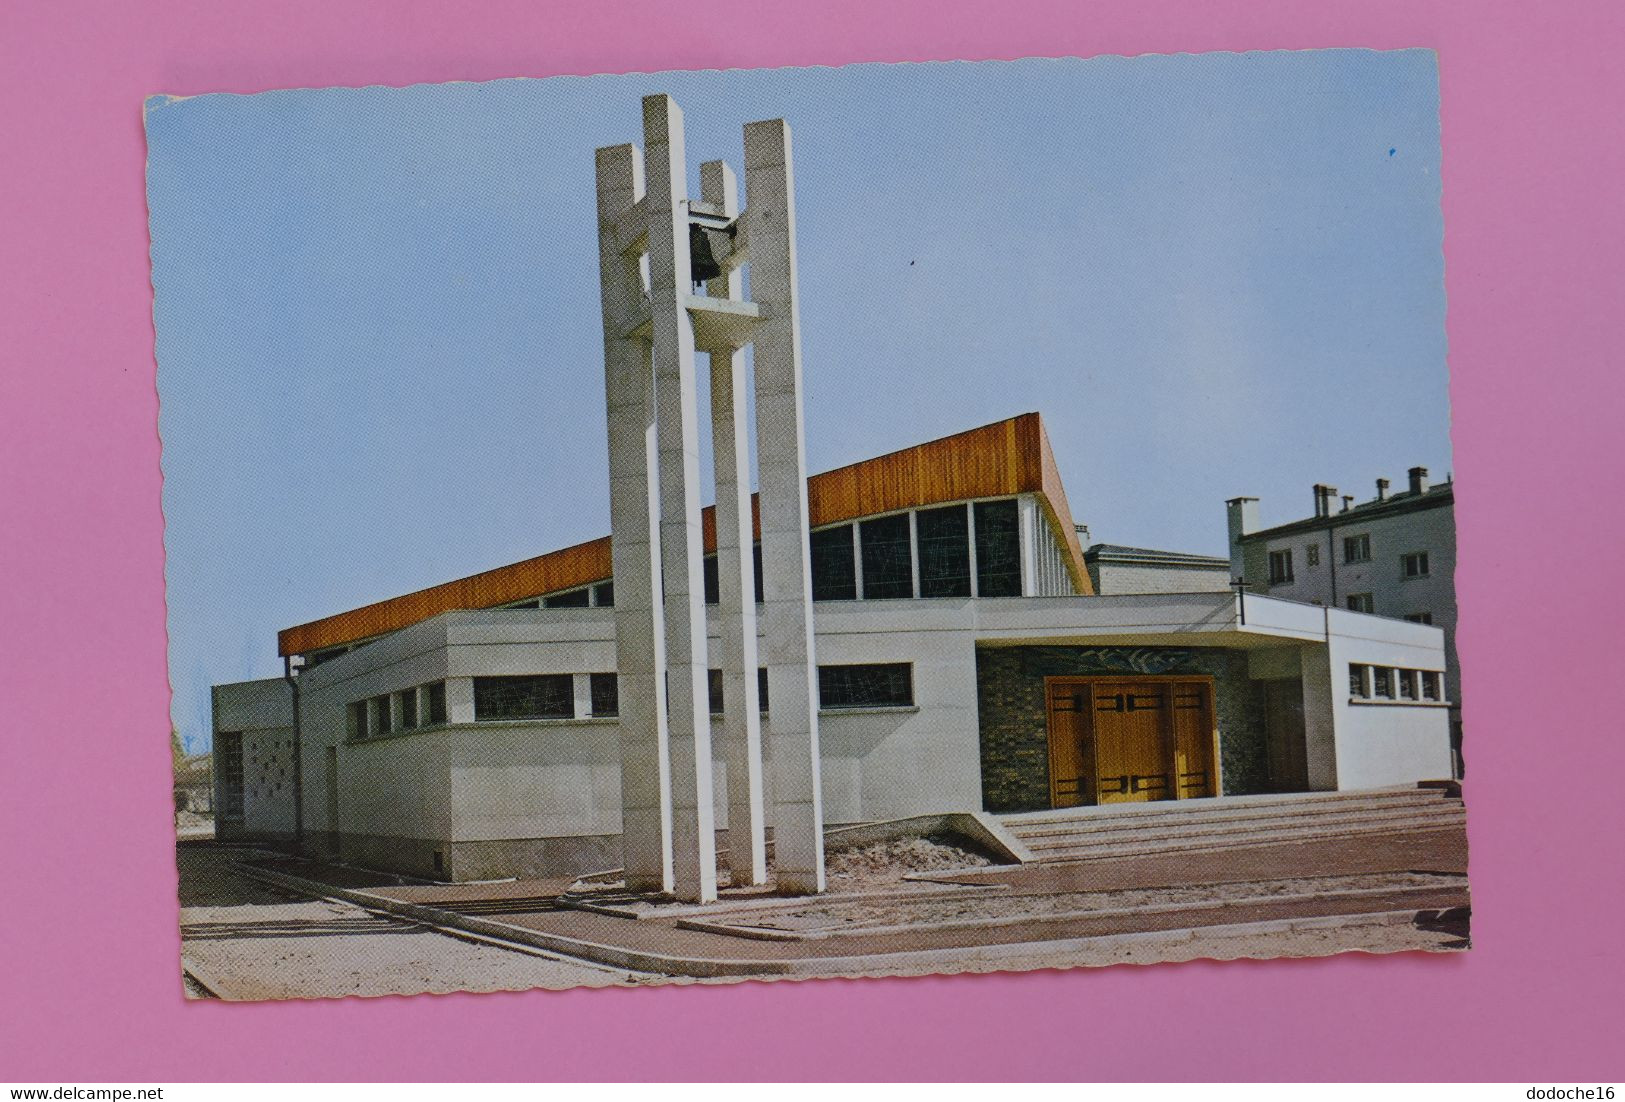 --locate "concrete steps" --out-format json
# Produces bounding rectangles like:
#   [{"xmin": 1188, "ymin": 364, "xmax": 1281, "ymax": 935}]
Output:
[{"xmin": 1000, "ymin": 787, "xmax": 1465, "ymax": 864}]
